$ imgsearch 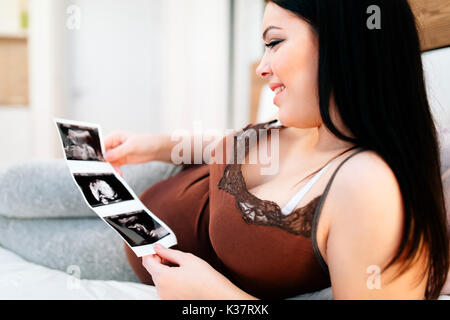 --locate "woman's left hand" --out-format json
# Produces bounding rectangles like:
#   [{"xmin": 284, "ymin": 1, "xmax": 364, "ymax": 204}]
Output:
[{"xmin": 142, "ymin": 244, "xmax": 257, "ymax": 300}]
